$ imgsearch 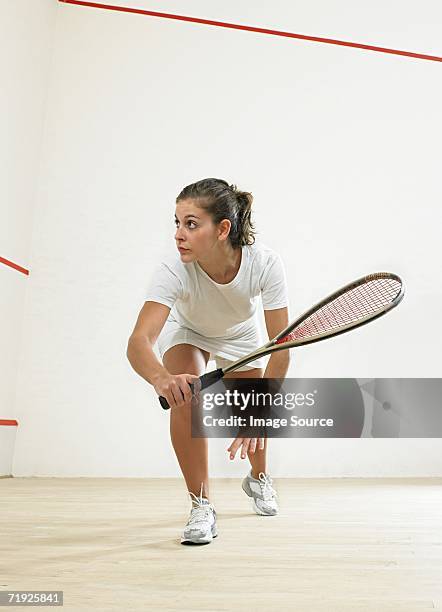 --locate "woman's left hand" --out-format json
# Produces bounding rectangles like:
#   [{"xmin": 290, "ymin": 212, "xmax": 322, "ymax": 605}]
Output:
[{"xmin": 227, "ymin": 436, "xmax": 265, "ymax": 460}]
